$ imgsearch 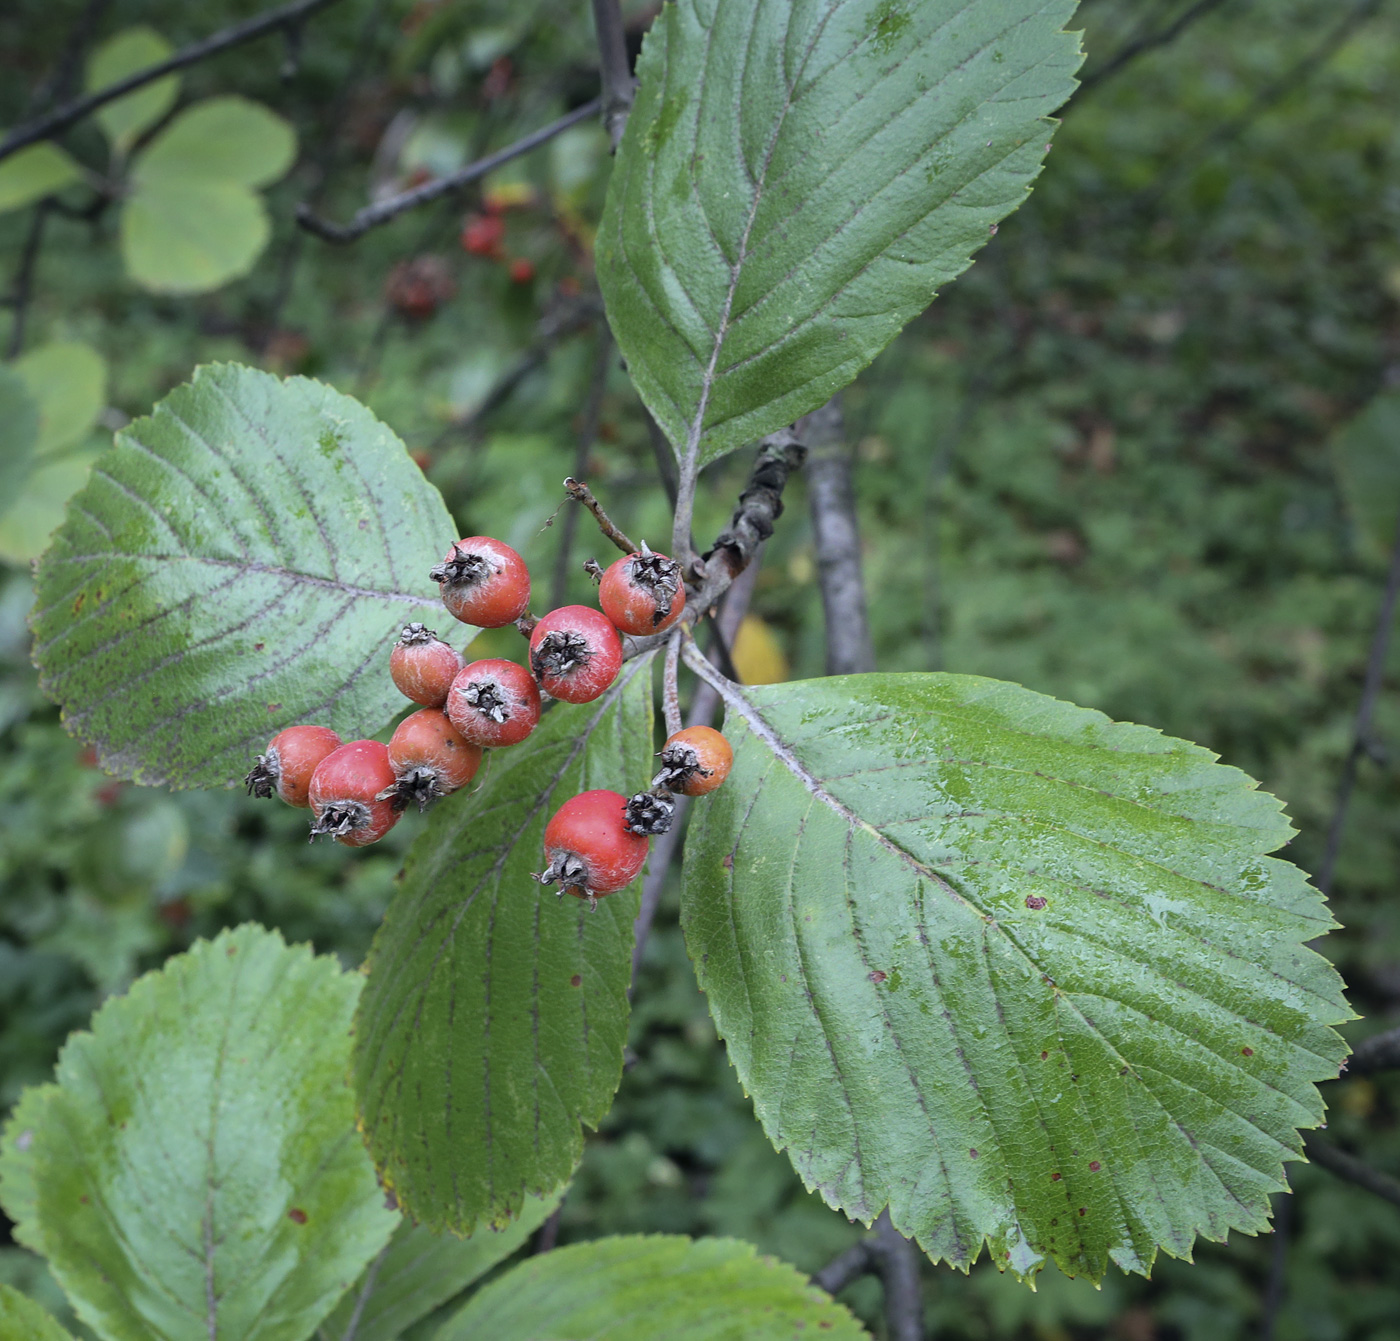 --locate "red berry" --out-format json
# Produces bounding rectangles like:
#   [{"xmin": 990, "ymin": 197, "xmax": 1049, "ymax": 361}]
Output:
[
  {"xmin": 430, "ymin": 536, "xmax": 531, "ymax": 628},
  {"xmin": 461, "ymin": 212, "xmax": 505, "ymax": 256},
  {"xmin": 528, "ymin": 605, "xmax": 623, "ymax": 703},
  {"xmin": 654, "ymin": 726, "xmax": 733, "ymax": 796},
  {"xmin": 508, "ymin": 257, "xmax": 535, "ymax": 284},
  {"xmin": 599, "ymin": 546, "xmax": 686, "ymax": 635},
  {"xmin": 385, "ymin": 255, "xmax": 456, "ymax": 320},
  {"xmin": 390, "ymin": 623, "xmax": 463, "ymax": 708},
  {"xmin": 380, "ymin": 708, "xmax": 482, "ymax": 811},
  {"xmin": 537, "ymin": 789, "xmax": 648, "ymax": 907},
  {"xmin": 308, "ymin": 740, "xmax": 401, "ymax": 846},
  {"xmin": 245, "ymin": 725, "xmax": 343, "ymax": 808},
  {"xmin": 446, "ymin": 658, "xmax": 541, "ymax": 748}
]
